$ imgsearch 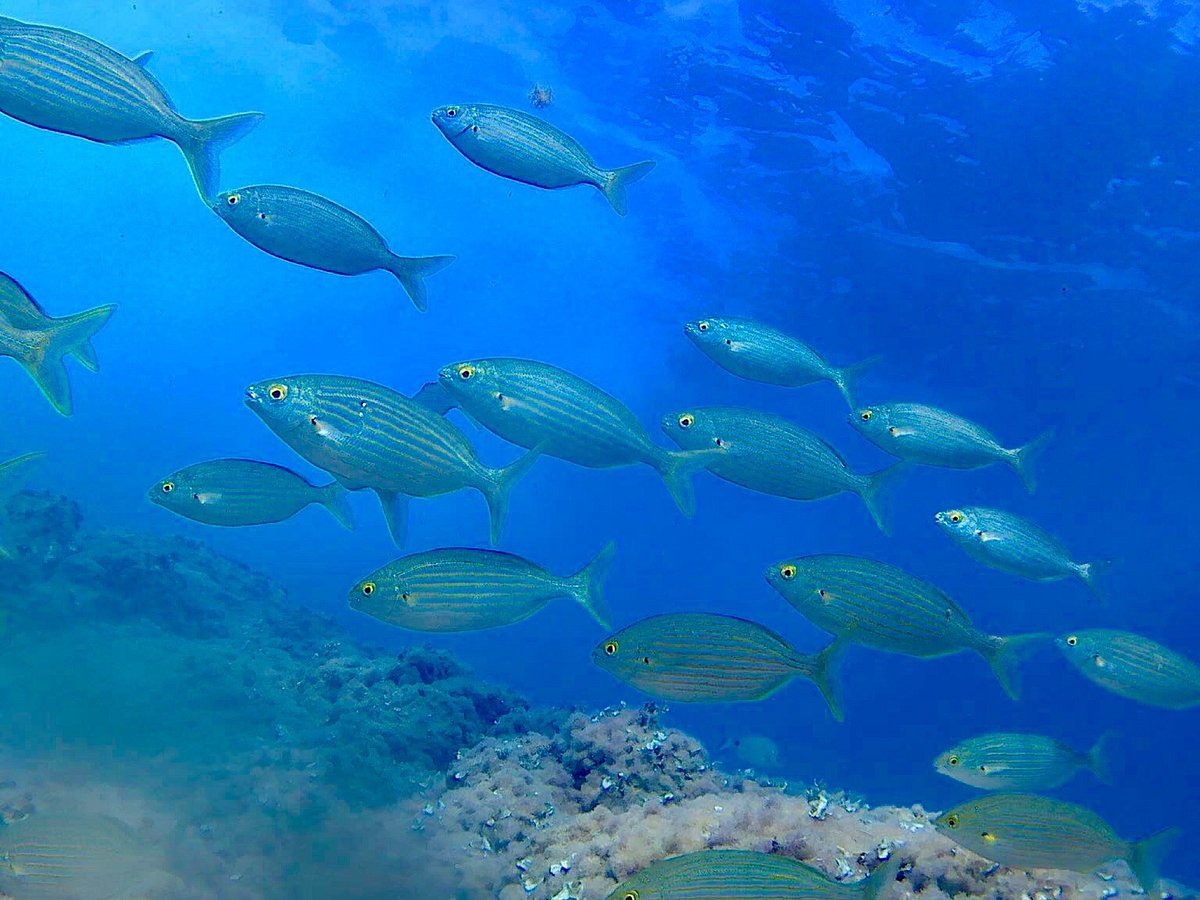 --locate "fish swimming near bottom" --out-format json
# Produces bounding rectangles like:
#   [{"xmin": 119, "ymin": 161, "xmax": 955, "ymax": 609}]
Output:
[
  {"xmin": 1057, "ymin": 629, "xmax": 1200, "ymax": 709},
  {"xmin": 349, "ymin": 541, "xmax": 616, "ymax": 631},
  {"xmin": 606, "ymin": 850, "xmax": 900, "ymax": 900},
  {"xmin": 720, "ymin": 734, "xmax": 783, "ymax": 770},
  {"xmin": 934, "ymin": 731, "xmax": 1114, "ymax": 791},
  {"xmin": 0, "ymin": 451, "xmax": 44, "ymax": 558},
  {"xmin": 0, "ymin": 273, "xmax": 114, "ymax": 416},
  {"xmin": 149, "ymin": 459, "xmax": 353, "ymax": 529},
  {"xmin": 592, "ymin": 612, "xmax": 846, "ymax": 720},
  {"xmin": 934, "ymin": 793, "xmax": 1178, "ymax": 895}
]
